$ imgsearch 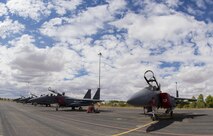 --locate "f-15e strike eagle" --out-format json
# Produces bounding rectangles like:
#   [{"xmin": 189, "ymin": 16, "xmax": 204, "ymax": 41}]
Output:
[
  {"xmin": 127, "ymin": 70, "xmax": 196, "ymax": 120},
  {"xmin": 48, "ymin": 87, "xmax": 102, "ymax": 111},
  {"xmin": 28, "ymin": 88, "xmax": 94, "ymax": 108}
]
